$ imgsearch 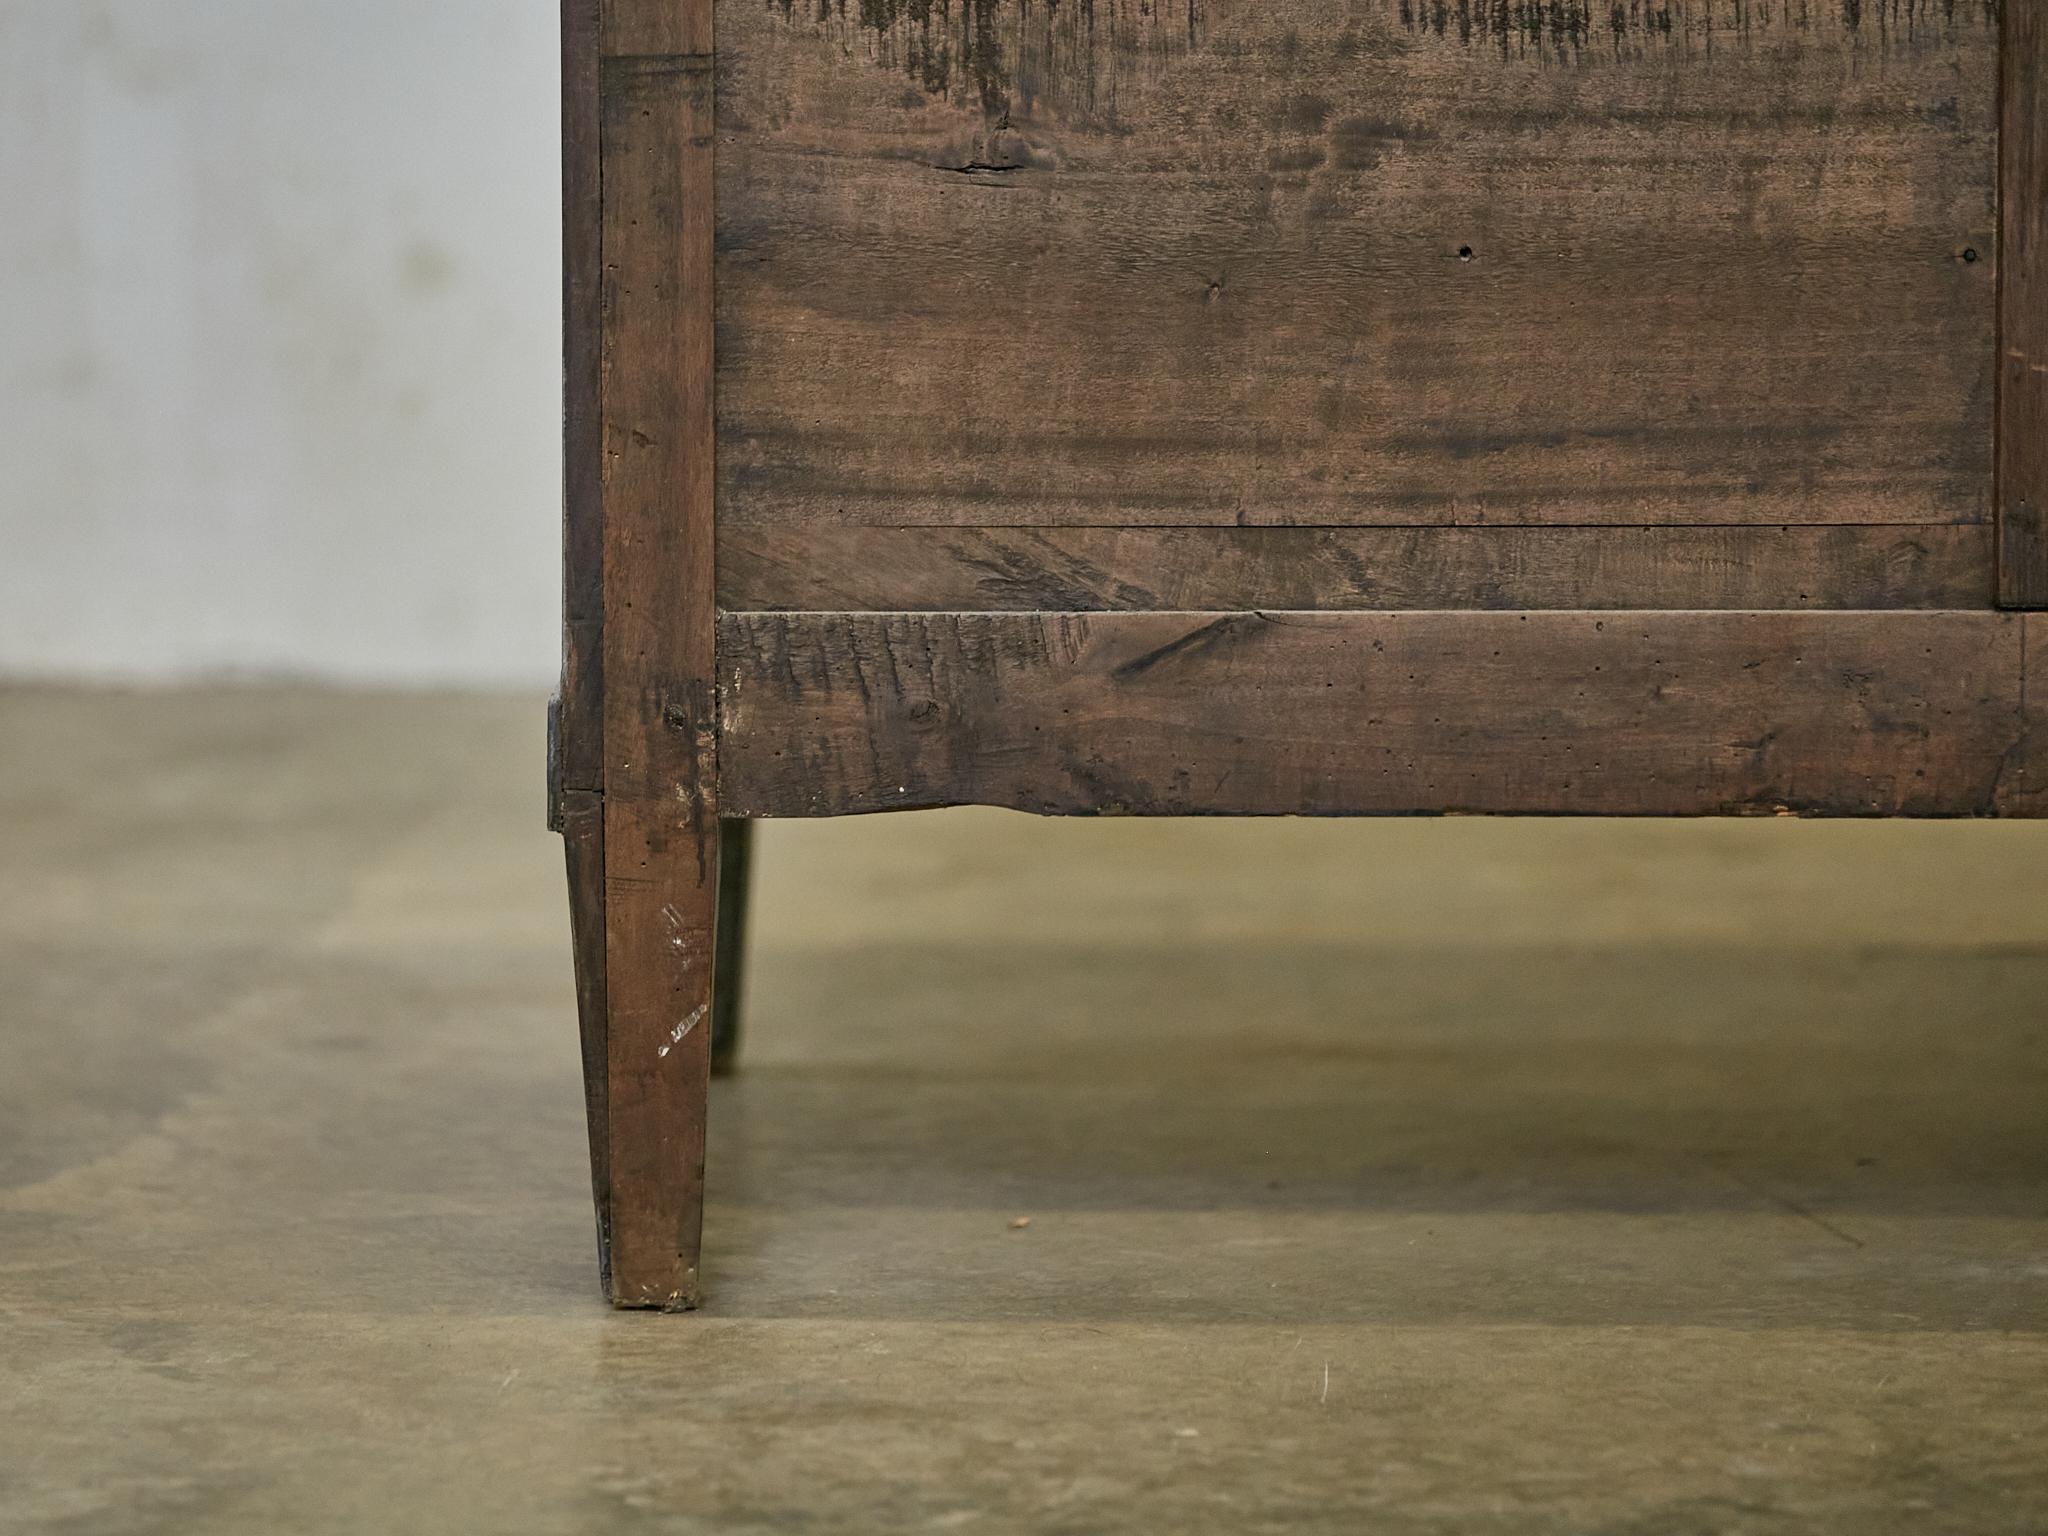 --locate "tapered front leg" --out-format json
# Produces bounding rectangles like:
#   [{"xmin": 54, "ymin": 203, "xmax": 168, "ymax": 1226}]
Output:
[
  {"xmin": 555, "ymin": 780, "xmax": 615, "ymax": 1293},
  {"xmin": 599, "ymin": 803, "xmax": 718, "ymax": 1310},
  {"xmin": 558, "ymin": 785, "xmax": 724, "ymax": 1309},
  {"xmin": 574, "ymin": 3, "xmax": 720, "ymax": 1310}
]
